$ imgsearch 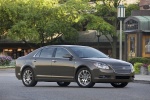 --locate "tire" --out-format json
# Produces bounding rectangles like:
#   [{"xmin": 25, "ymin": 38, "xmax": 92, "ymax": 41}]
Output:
[
  {"xmin": 22, "ymin": 68, "xmax": 37, "ymax": 87},
  {"xmin": 111, "ymin": 82, "xmax": 128, "ymax": 88},
  {"xmin": 57, "ymin": 82, "xmax": 70, "ymax": 87},
  {"xmin": 76, "ymin": 68, "xmax": 95, "ymax": 88}
]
